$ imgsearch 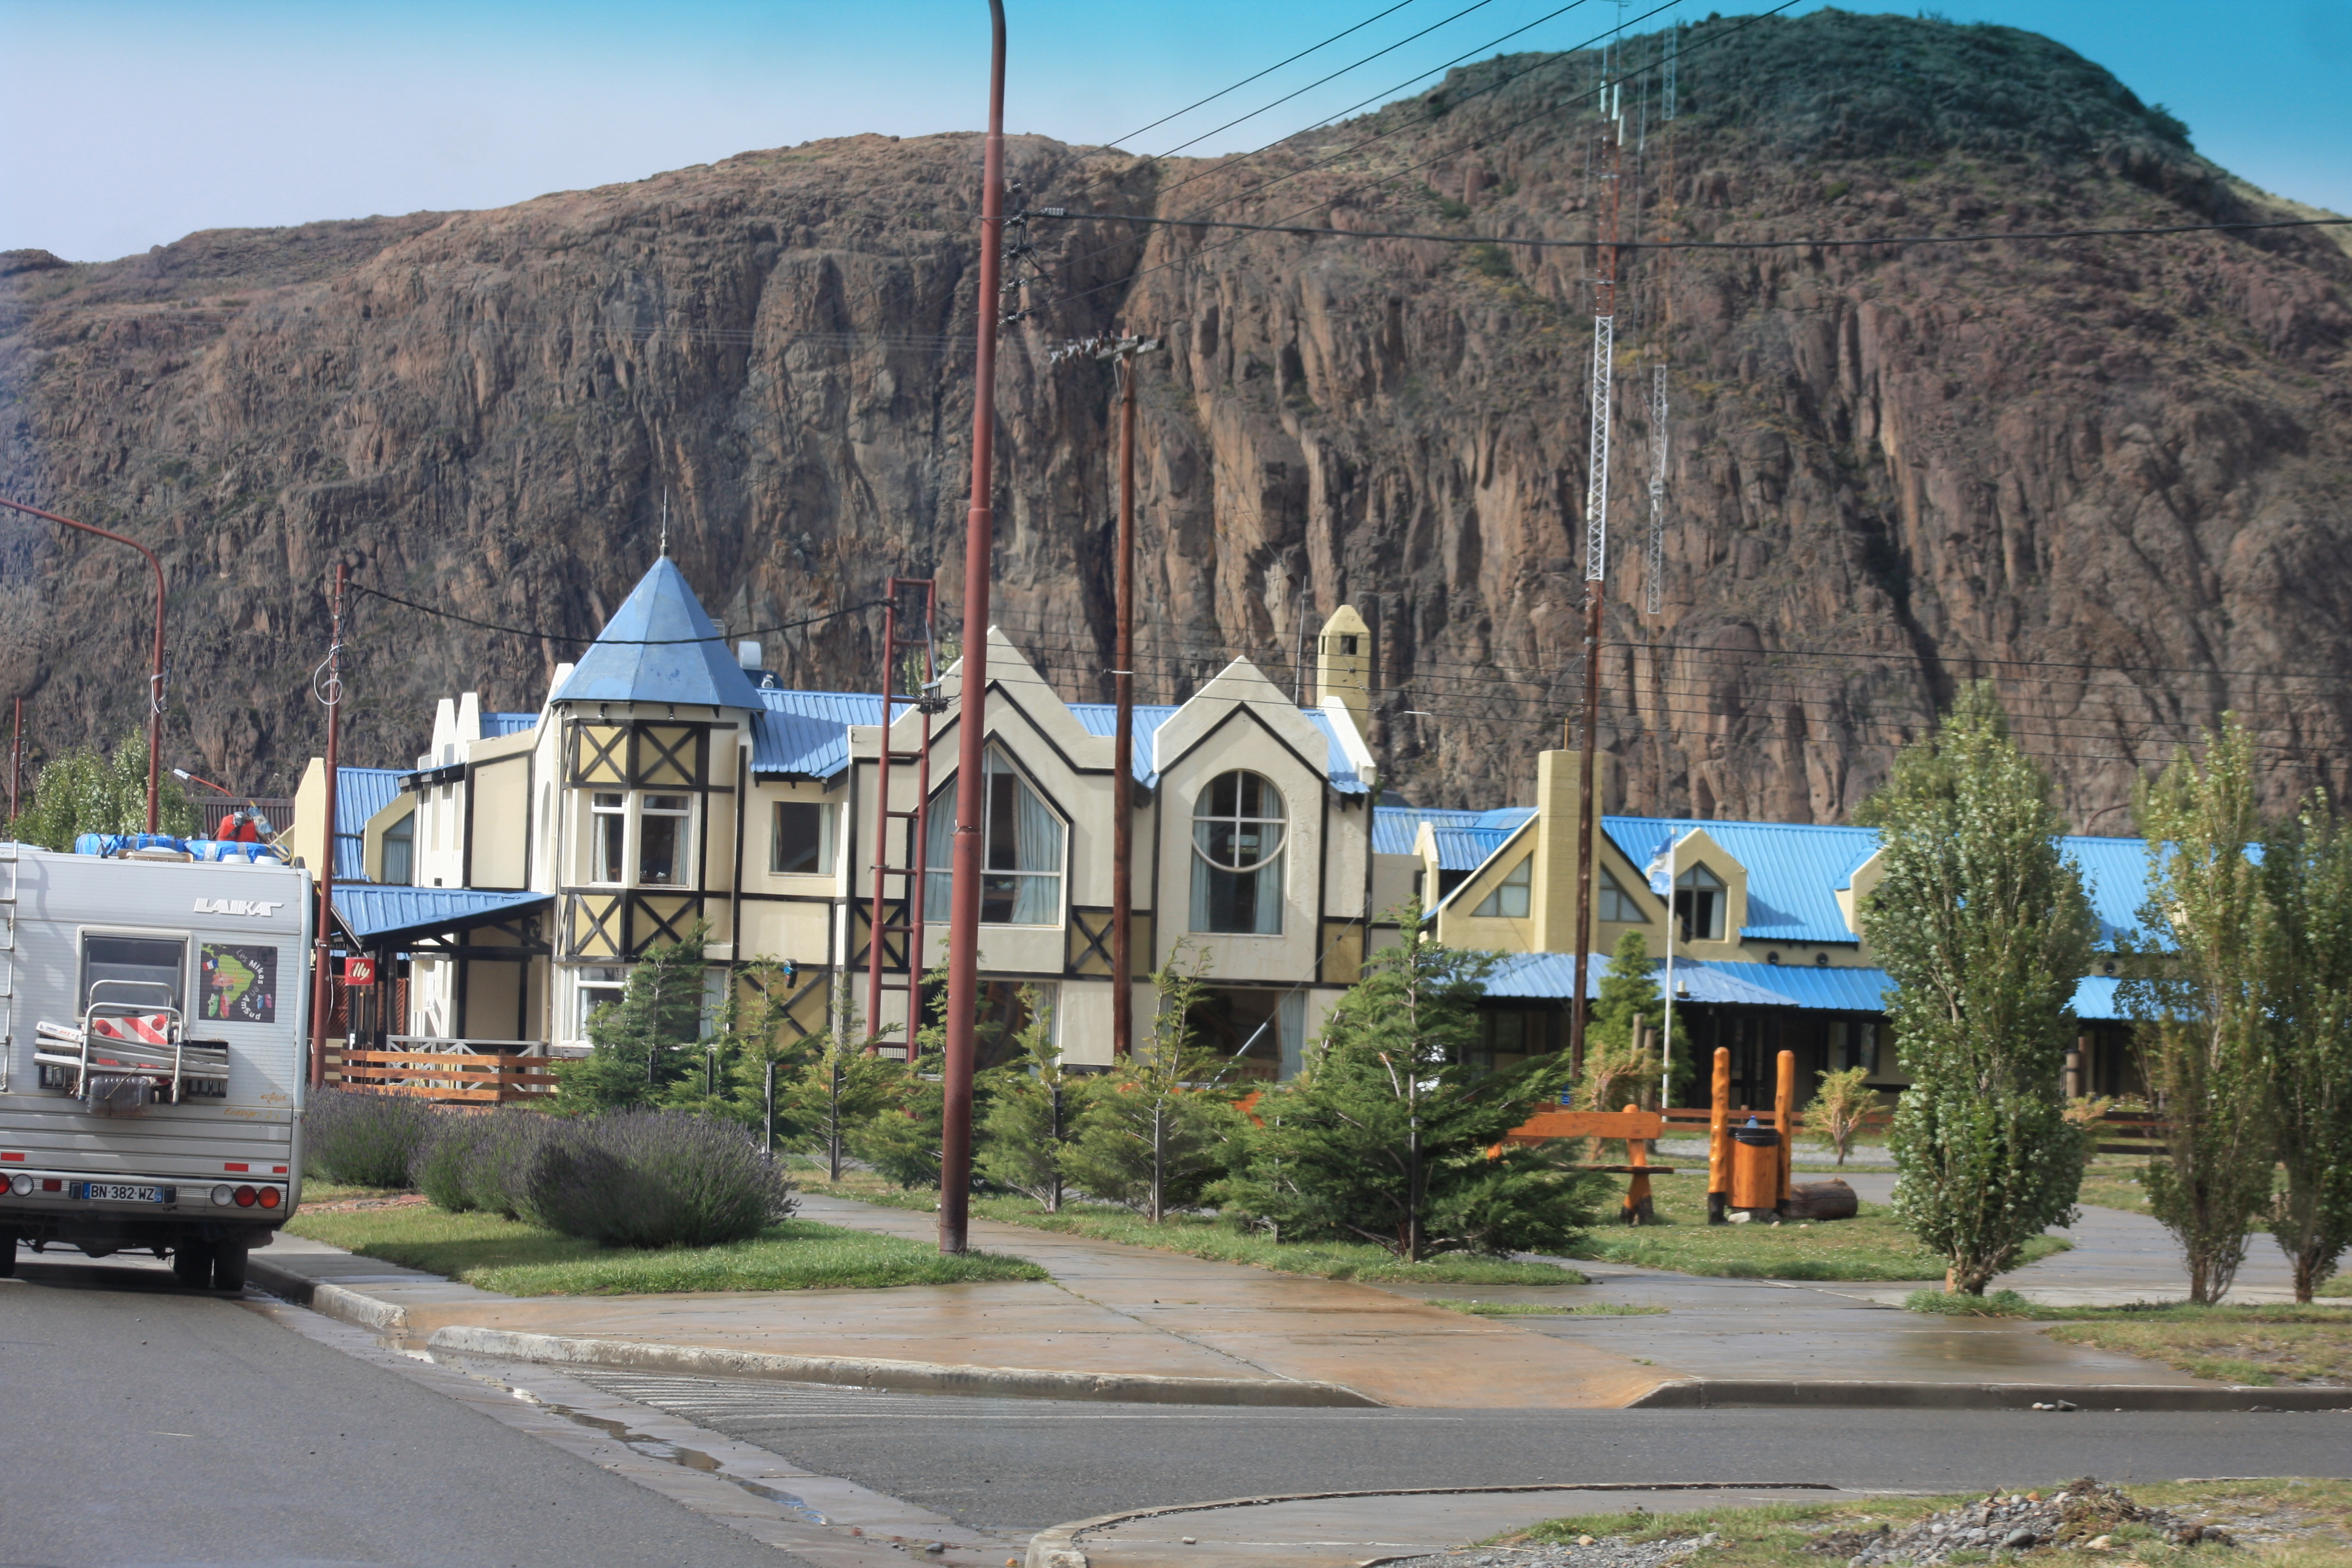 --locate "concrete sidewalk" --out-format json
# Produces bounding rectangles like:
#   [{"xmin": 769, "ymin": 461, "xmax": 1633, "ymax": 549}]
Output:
[{"xmin": 250, "ymin": 1189, "xmax": 2337, "ymax": 1414}]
